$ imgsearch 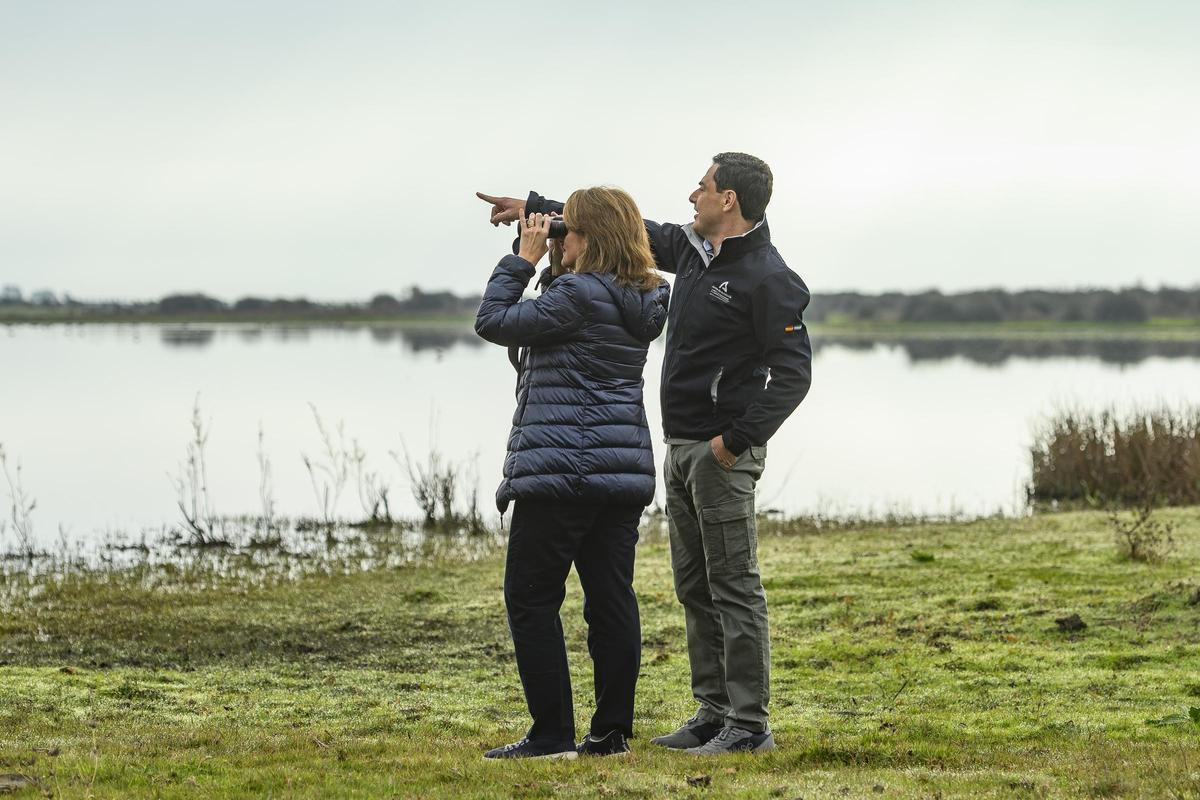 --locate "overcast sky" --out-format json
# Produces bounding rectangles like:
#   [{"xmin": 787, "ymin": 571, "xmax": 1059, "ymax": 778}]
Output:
[{"xmin": 2, "ymin": 0, "xmax": 1198, "ymax": 300}]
